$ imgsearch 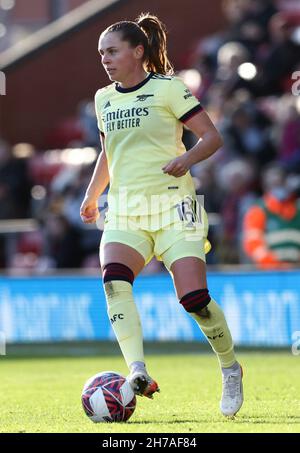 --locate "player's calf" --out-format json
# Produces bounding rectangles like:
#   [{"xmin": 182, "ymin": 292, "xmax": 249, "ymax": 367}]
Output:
[{"xmin": 179, "ymin": 289, "xmax": 244, "ymax": 416}]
